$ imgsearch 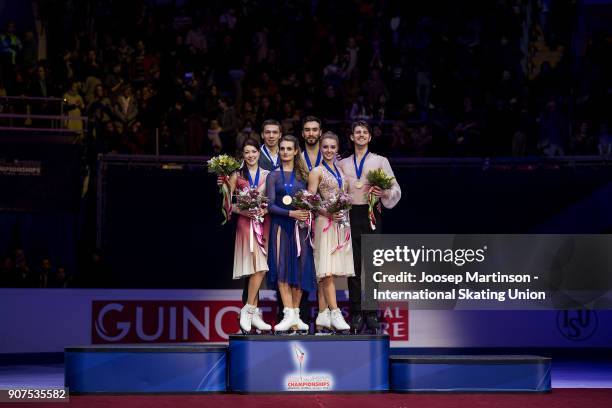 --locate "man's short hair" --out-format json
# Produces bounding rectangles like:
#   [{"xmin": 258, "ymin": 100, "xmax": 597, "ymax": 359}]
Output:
[
  {"xmin": 261, "ymin": 119, "xmax": 281, "ymax": 132},
  {"xmin": 351, "ymin": 120, "xmax": 371, "ymax": 134},
  {"xmin": 302, "ymin": 115, "xmax": 322, "ymax": 128}
]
